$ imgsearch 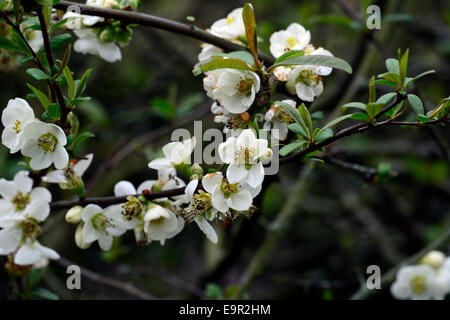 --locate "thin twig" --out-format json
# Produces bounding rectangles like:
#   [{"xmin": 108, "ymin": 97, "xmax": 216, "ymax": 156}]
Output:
[
  {"xmin": 55, "ymin": 257, "xmax": 155, "ymax": 299},
  {"xmin": 54, "ymin": 1, "xmax": 274, "ymax": 65}
]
